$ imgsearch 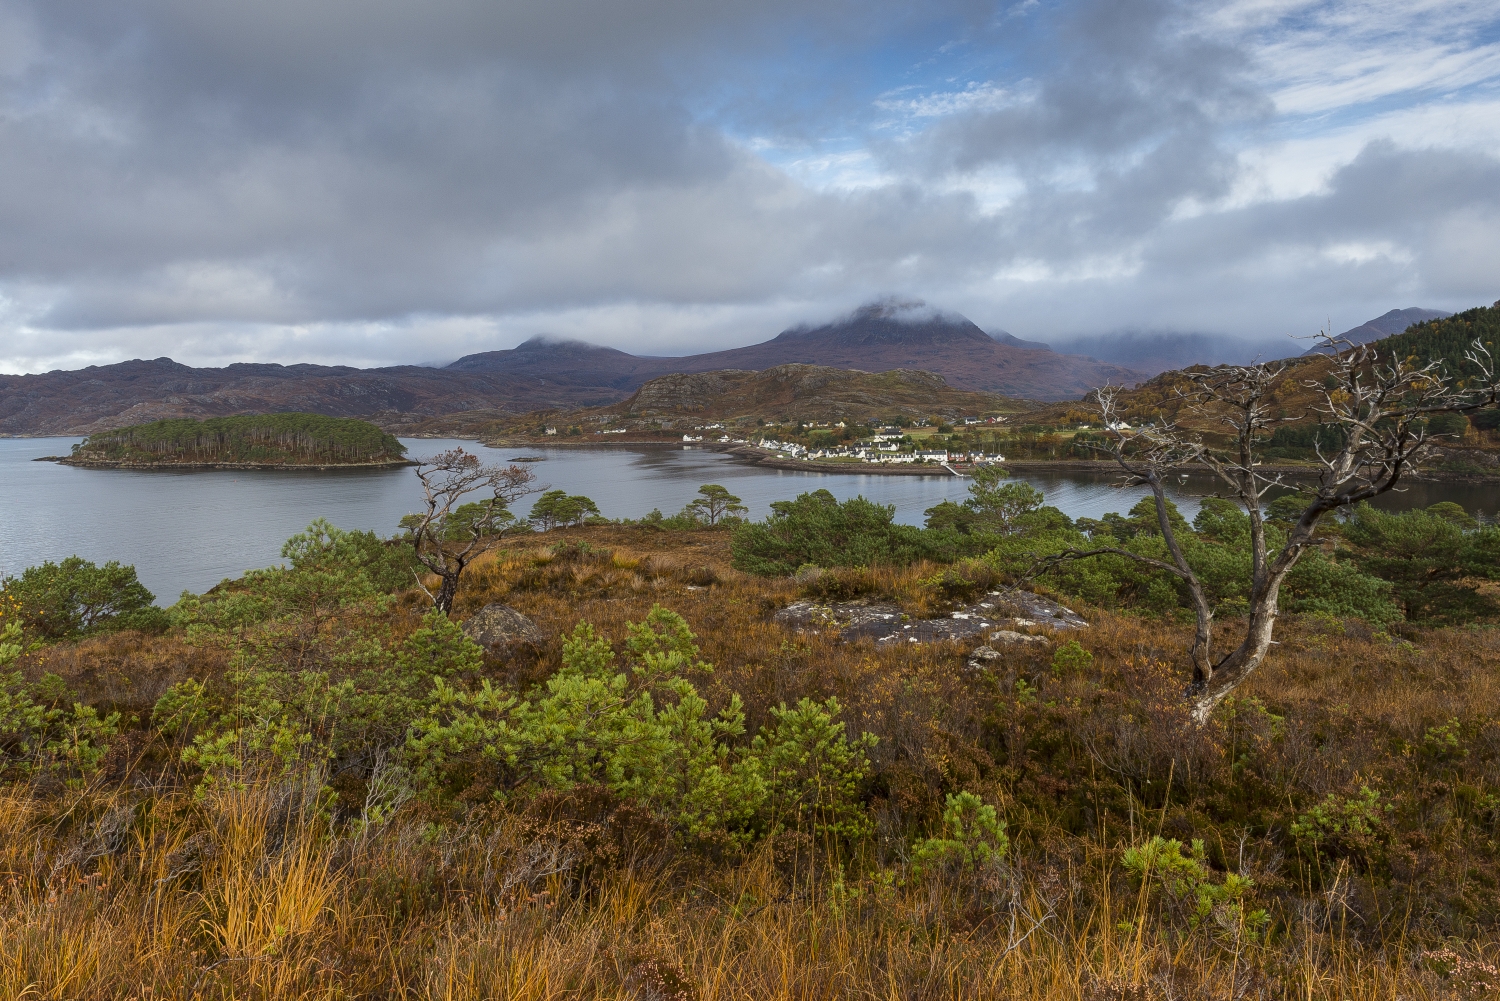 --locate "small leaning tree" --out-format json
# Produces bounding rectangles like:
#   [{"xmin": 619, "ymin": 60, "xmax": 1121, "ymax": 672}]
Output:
[
  {"xmin": 407, "ymin": 448, "xmax": 538, "ymax": 614},
  {"xmin": 1045, "ymin": 333, "xmax": 1499, "ymax": 724}
]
